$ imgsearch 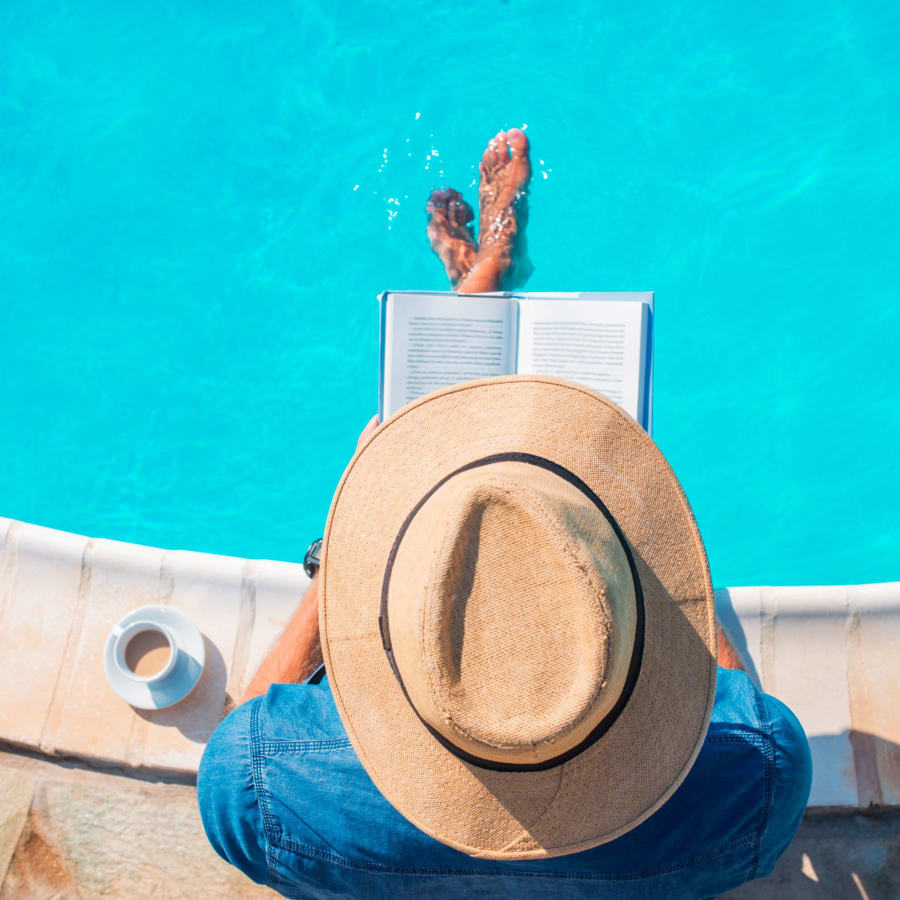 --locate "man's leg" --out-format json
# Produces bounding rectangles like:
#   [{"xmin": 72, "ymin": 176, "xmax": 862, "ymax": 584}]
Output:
[{"xmin": 427, "ymin": 128, "xmax": 531, "ymax": 294}]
